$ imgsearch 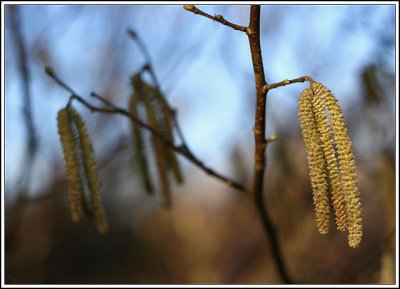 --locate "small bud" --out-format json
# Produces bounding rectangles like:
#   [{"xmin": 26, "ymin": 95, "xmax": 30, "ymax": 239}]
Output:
[
  {"xmin": 183, "ymin": 4, "xmax": 196, "ymax": 12},
  {"xmin": 127, "ymin": 29, "xmax": 137, "ymax": 38},
  {"xmin": 44, "ymin": 66, "xmax": 55, "ymax": 77},
  {"xmin": 267, "ymin": 135, "xmax": 279, "ymax": 143}
]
